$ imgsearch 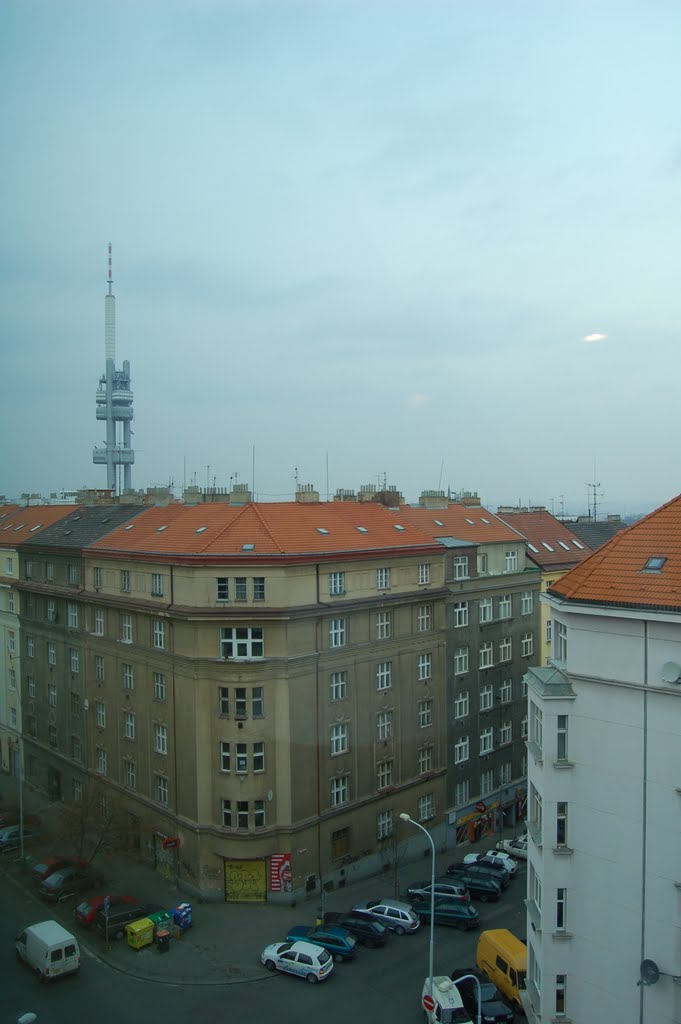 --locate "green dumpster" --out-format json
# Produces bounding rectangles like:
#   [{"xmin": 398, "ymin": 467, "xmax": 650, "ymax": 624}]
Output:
[{"xmin": 147, "ymin": 910, "xmax": 173, "ymax": 937}]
